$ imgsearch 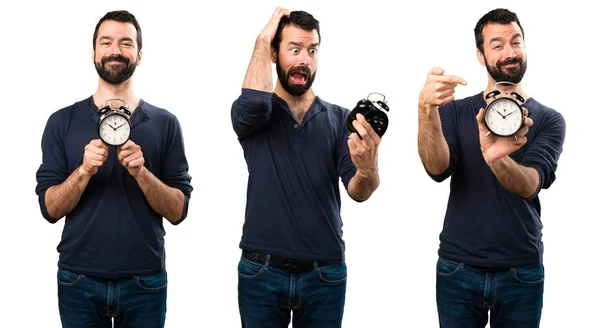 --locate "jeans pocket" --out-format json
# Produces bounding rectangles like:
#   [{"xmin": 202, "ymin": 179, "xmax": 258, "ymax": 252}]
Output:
[
  {"xmin": 436, "ymin": 257, "xmax": 464, "ymax": 277},
  {"xmin": 237, "ymin": 256, "xmax": 265, "ymax": 279},
  {"xmin": 511, "ymin": 265, "xmax": 544, "ymax": 284},
  {"xmin": 57, "ymin": 269, "xmax": 83, "ymax": 286},
  {"xmin": 135, "ymin": 271, "xmax": 168, "ymax": 291},
  {"xmin": 317, "ymin": 263, "xmax": 347, "ymax": 284},
  {"xmin": 238, "ymin": 256, "xmax": 266, "ymax": 279}
]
